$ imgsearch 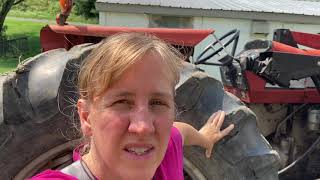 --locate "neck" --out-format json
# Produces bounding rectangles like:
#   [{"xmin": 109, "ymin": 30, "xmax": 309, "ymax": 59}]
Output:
[{"xmin": 82, "ymin": 147, "xmax": 122, "ymax": 180}]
